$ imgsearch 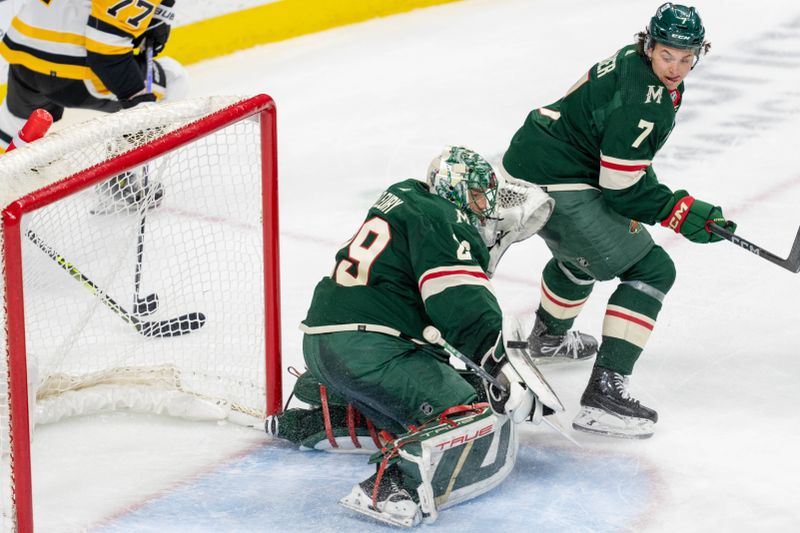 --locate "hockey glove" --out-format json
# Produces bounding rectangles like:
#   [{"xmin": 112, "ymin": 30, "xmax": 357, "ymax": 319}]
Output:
[
  {"xmin": 132, "ymin": 0, "xmax": 175, "ymax": 56},
  {"xmin": 485, "ymin": 363, "xmax": 535, "ymax": 423},
  {"xmin": 479, "ymin": 334, "xmax": 532, "ymax": 422},
  {"xmin": 120, "ymin": 92, "xmax": 157, "ymax": 109},
  {"xmin": 659, "ymin": 189, "xmax": 736, "ymax": 243}
]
